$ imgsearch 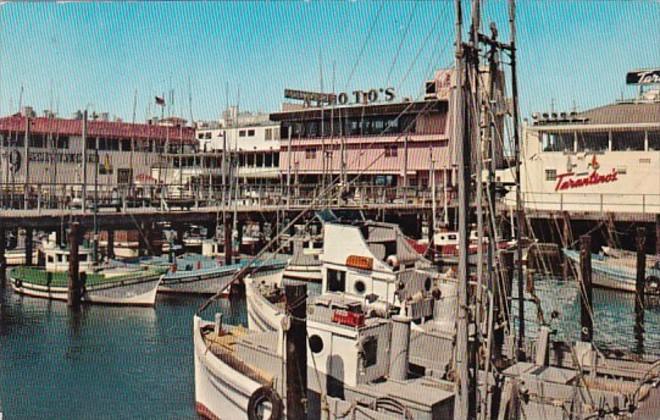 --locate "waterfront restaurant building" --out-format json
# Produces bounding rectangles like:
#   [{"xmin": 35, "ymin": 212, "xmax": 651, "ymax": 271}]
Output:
[
  {"xmin": 269, "ymin": 70, "xmax": 465, "ymax": 194},
  {"xmin": 0, "ymin": 108, "xmax": 196, "ymax": 204},
  {"xmin": 508, "ymin": 87, "xmax": 660, "ymax": 215}
]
